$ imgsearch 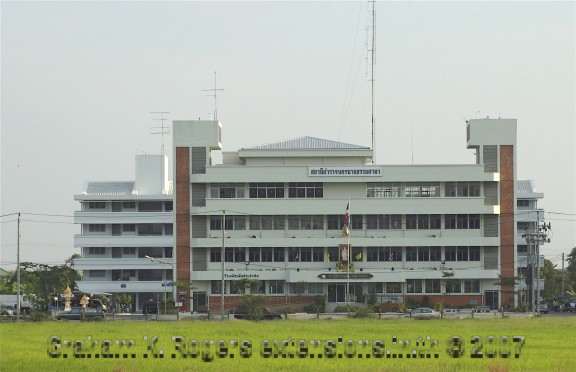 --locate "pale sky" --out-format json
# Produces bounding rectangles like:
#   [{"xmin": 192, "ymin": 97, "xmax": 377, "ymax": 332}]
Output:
[{"xmin": 1, "ymin": 1, "xmax": 574, "ymax": 268}]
